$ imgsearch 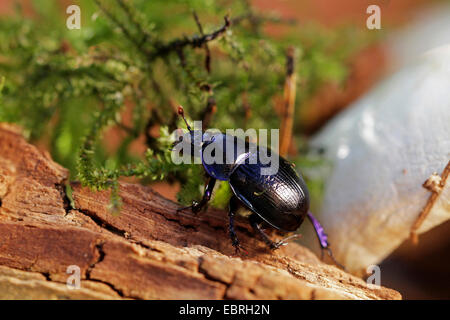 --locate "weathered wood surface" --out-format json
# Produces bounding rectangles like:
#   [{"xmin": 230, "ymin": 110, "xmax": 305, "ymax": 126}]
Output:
[{"xmin": 0, "ymin": 124, "xmax": 401, "ymax": 299}]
